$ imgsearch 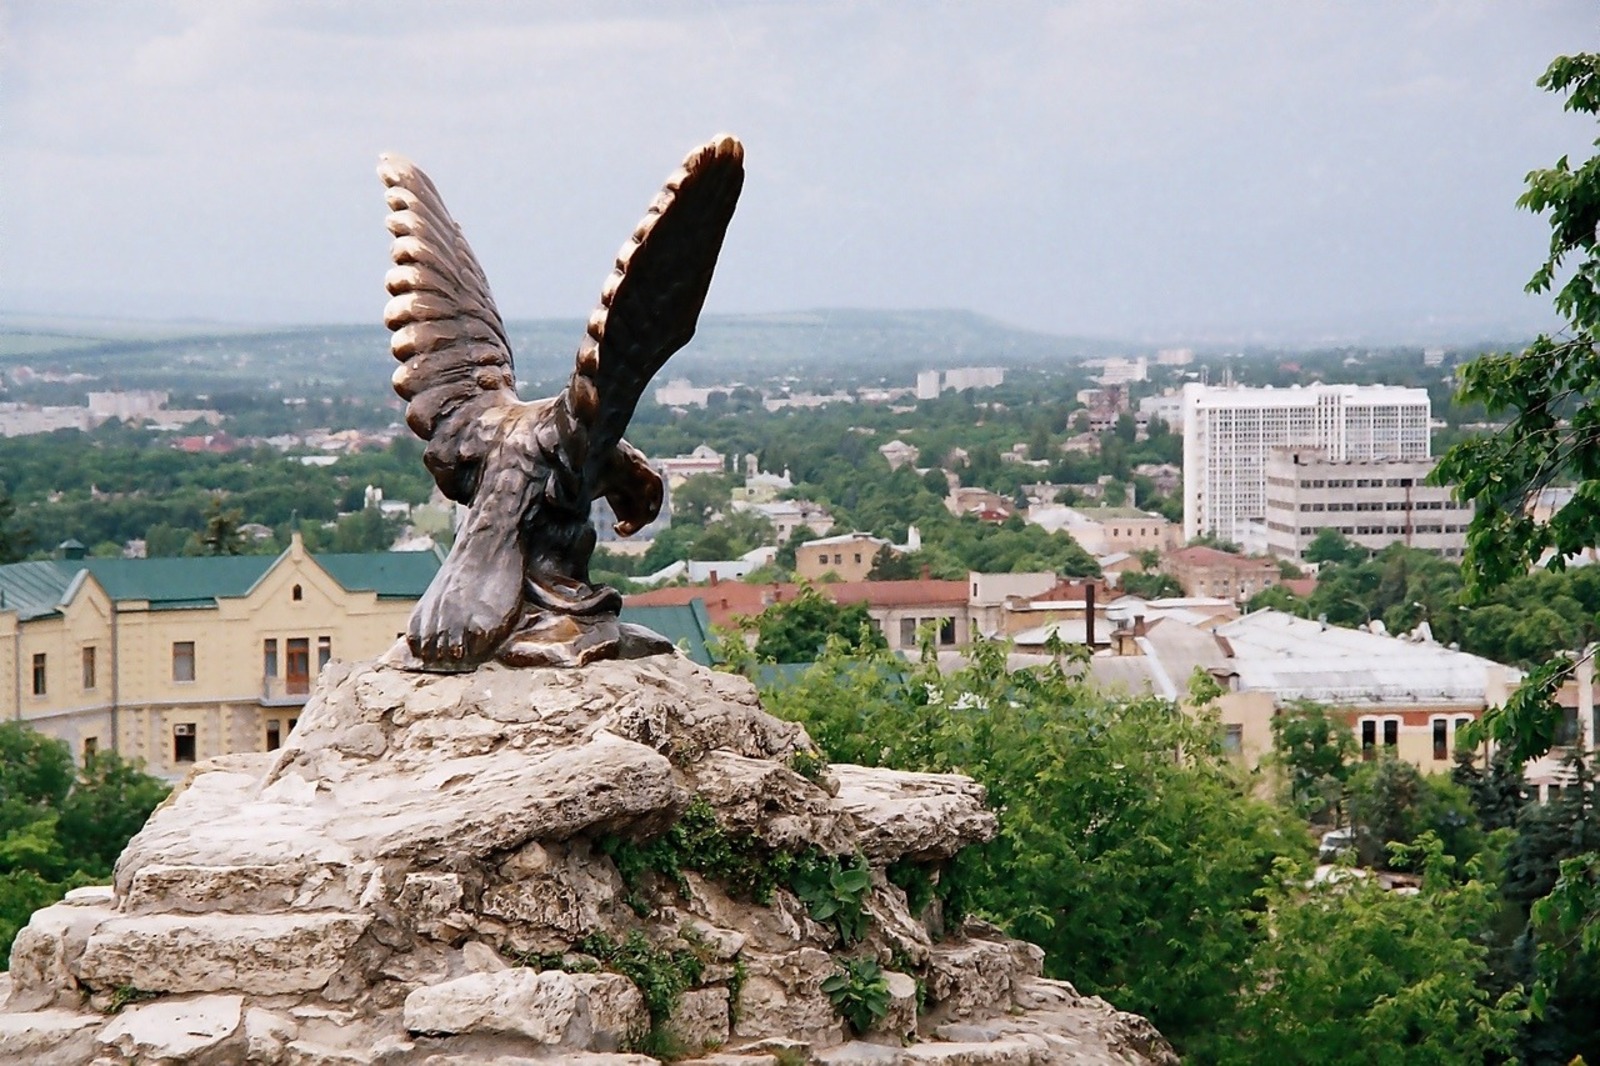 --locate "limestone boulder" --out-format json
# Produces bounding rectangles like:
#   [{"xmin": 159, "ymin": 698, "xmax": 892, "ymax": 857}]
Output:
[
  {"xmin": 0, "ymin": 652, "xmax": 1175, "ymax": 1065},
  {"xmin": 830, "ymin": 765, "xmax": 997, "ymax": 862},
  {"xmin": 403, "ymin": 968, "xmax": 646, "ymax": 1050},
  {"xmin": 75, "ymin": 912, "xmax": 372, "ymax": 995},
  {"xmin": 95, "ymin": 993, "xmax": 244, "ymax": 1063}
]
